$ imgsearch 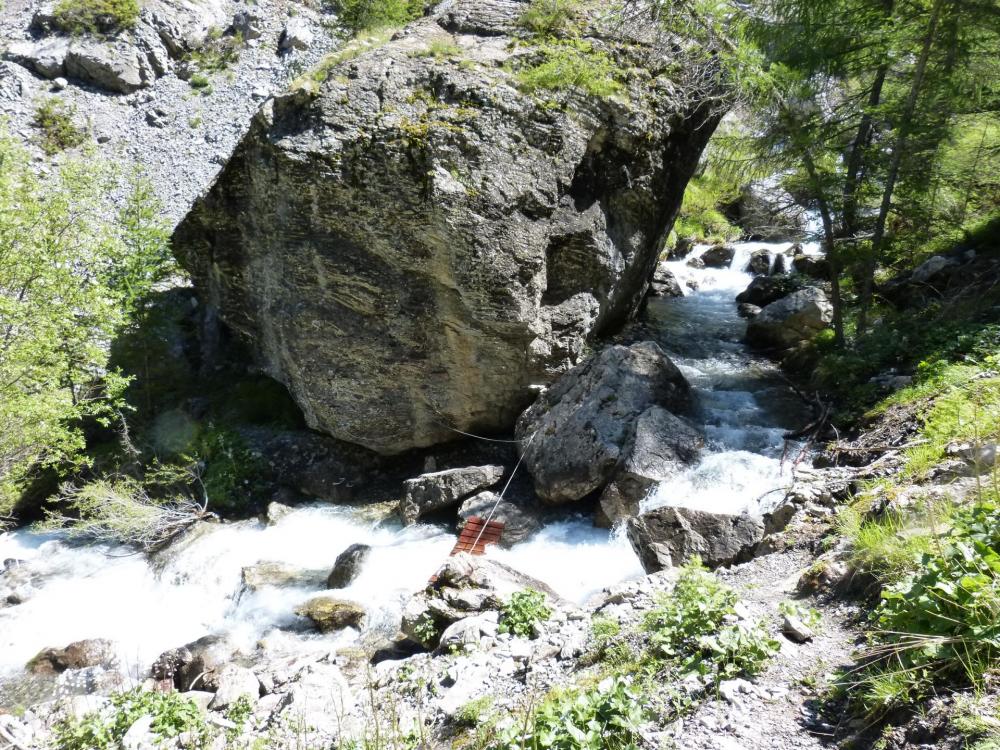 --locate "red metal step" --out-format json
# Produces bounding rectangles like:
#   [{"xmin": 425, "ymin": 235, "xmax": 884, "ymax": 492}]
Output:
[{"xmin": 428, "ymin": 515, "xmax": 505, "ymax": 584}]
